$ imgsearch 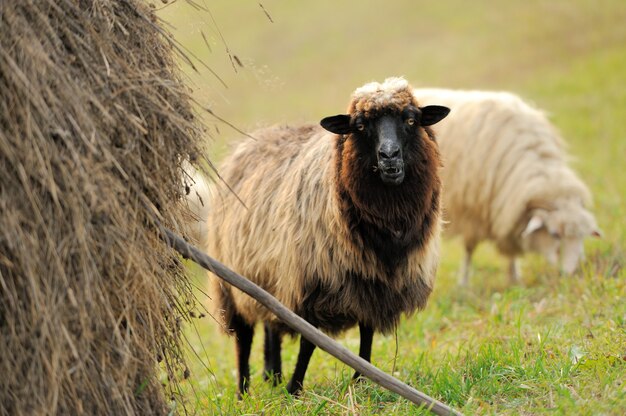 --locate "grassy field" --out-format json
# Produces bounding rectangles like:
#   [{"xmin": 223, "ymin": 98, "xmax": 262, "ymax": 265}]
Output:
[{"xmin": 157, "ymin": 1, "xmax": 625, "ymax": 414}]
